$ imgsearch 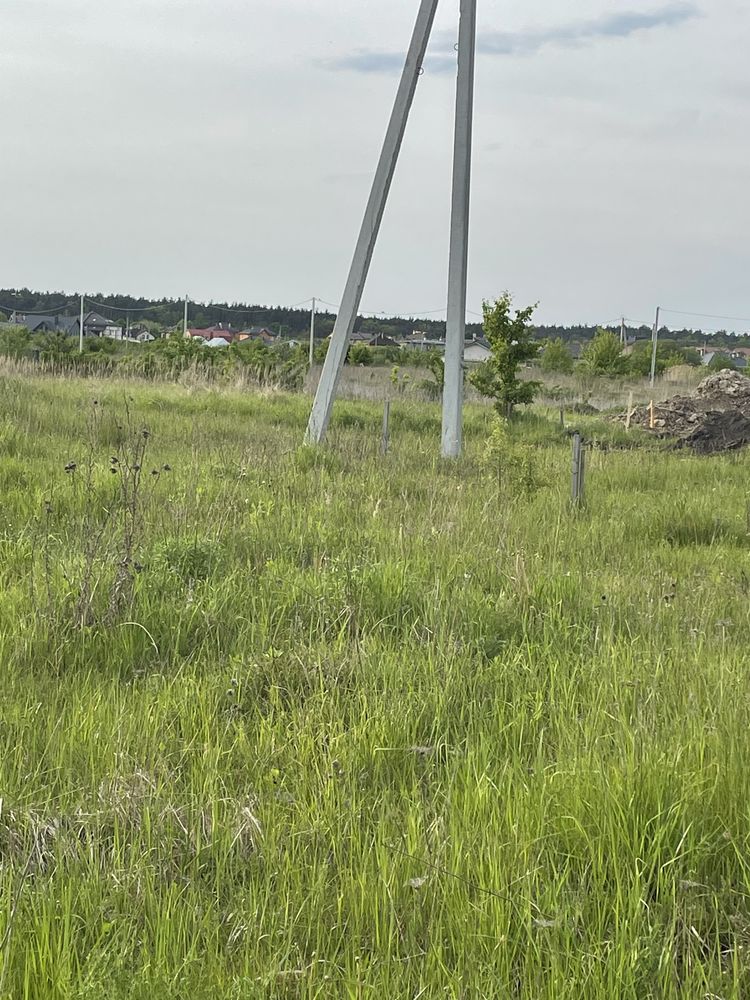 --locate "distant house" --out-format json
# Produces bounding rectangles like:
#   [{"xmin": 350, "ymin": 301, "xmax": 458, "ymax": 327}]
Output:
[
  {"xmin": 130, "ymin": 324, "xmax": 157, "ymax": 342},
  {"xmin": 397, "ymin": 330, "xmax": 445, "ymax": 352},
  {"xmin": 398, "ymin": 334, "xmax": 447, "ymax": 352},
  {"xmin": 702, "ymin": 351, "xmax": 747, "ymax": 369},
  {"xmin": 349, "ymin": 332, "xmax": 400, "ymax": 348},
  {"xmin": 188, "ymin": 325, "xmax": 237, "ymax": 343},
  {"xmin": 9, "ymin": 314, "xmax": 59, "ymax": 333},
  {"xmin": 10, "ymin": 310, "xmax": 121, "ymax": 339},
  {"xmin": 464, "ymin": 338, "xmax": 491, "ymax": 363},
  {"xmin": 74, "ymin": 312, "xmax": 122, "ymax": 339},
  {"xmin": 237, "ymin": 327, "xmax": 276, "ymax": 344}
]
